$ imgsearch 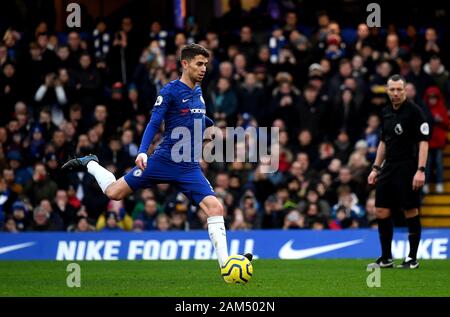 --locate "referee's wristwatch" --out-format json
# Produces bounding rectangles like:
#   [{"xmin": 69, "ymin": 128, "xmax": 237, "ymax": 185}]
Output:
[
  {"xmin": 372, "ymin": 165, "xmax": 381, "ymax": 173},
  {"xmin": 417, "ymin": 166, "xmax": 426, "ymax": 173}
]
